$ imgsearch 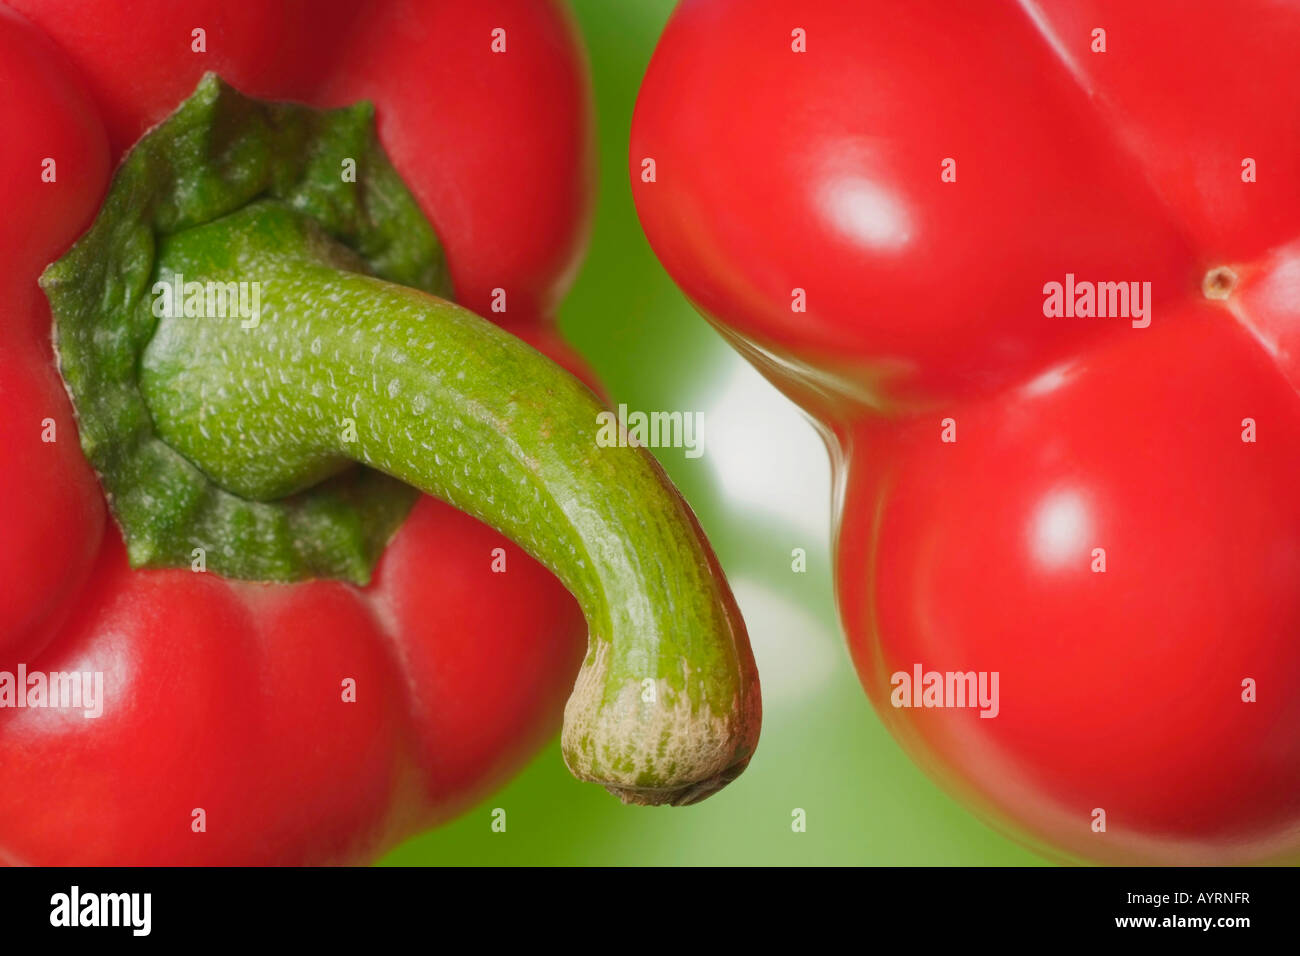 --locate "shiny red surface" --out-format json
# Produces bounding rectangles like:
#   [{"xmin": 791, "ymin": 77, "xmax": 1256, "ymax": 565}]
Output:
[{"xmin": 633, "ymin": 0, "xmax": 1300, "ymax": 862}]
